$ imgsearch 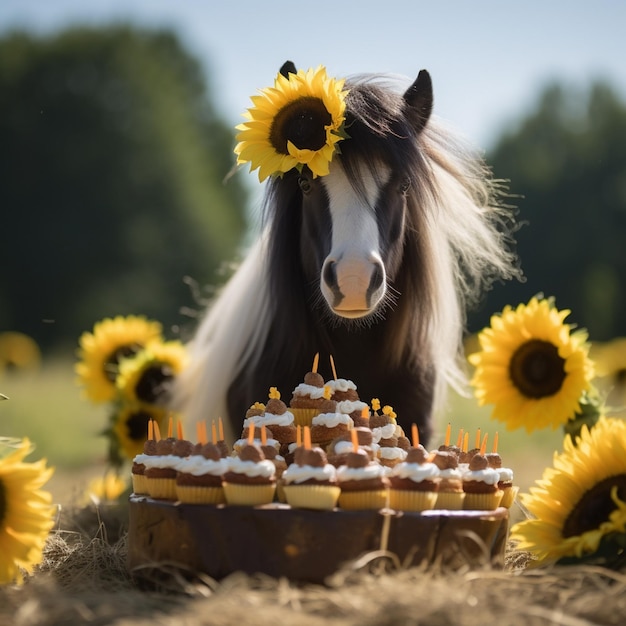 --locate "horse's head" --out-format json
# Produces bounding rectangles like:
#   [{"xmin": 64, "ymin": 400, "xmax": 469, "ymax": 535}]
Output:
[{"xmin": 270, "ymin": 69, "xmax": 434, "ymax": 323}]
